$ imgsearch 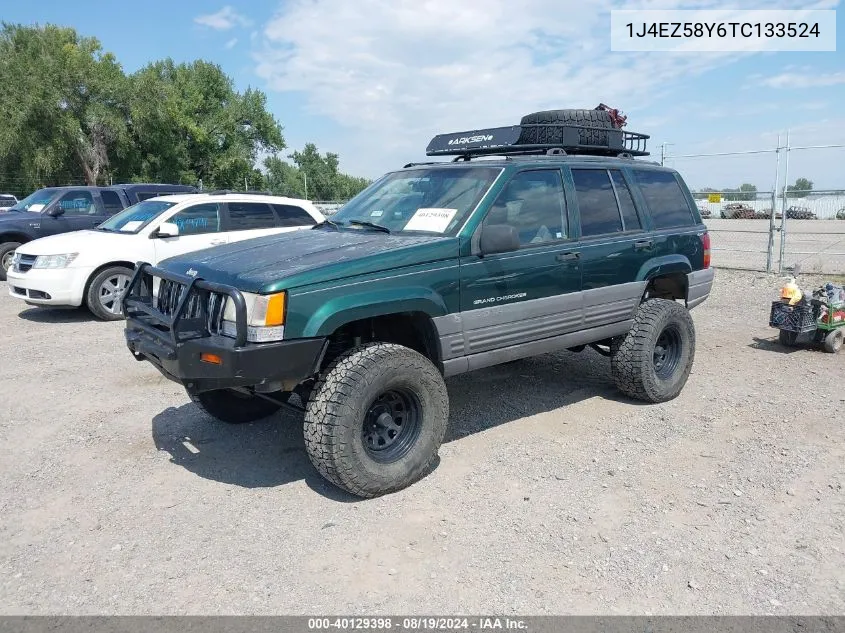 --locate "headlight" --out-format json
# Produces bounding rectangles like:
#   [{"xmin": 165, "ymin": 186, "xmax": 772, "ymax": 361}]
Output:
[
  {"xmin": 220, "ymin": 291, "xmax": 287, "ymax": 343},
  {"xmin": 32, "ymin": 253, "xmax": 78, "ymax": 269}
]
